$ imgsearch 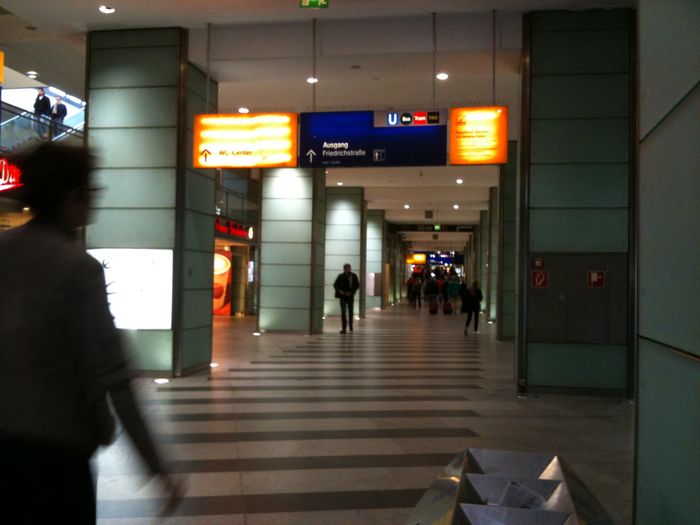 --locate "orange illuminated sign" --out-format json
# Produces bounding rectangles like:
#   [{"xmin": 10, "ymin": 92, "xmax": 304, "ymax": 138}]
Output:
[
  {"xmin": 449, "ymin": 106, "xmax": 508, "ymax": 165},
  {"xmin": 194, "ymin": 113, "xmax": 298, "ymax": 168},
  {"xmin": 406, "ymin": 253, "xmax": 427, "ymax": 264}
]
